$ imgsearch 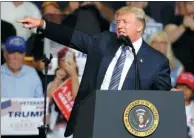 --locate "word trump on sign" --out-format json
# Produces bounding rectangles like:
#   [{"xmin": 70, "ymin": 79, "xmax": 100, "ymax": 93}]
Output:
[{"xmin": 1, "ymin": 98, "xmax": 49, "ymax": 135}]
